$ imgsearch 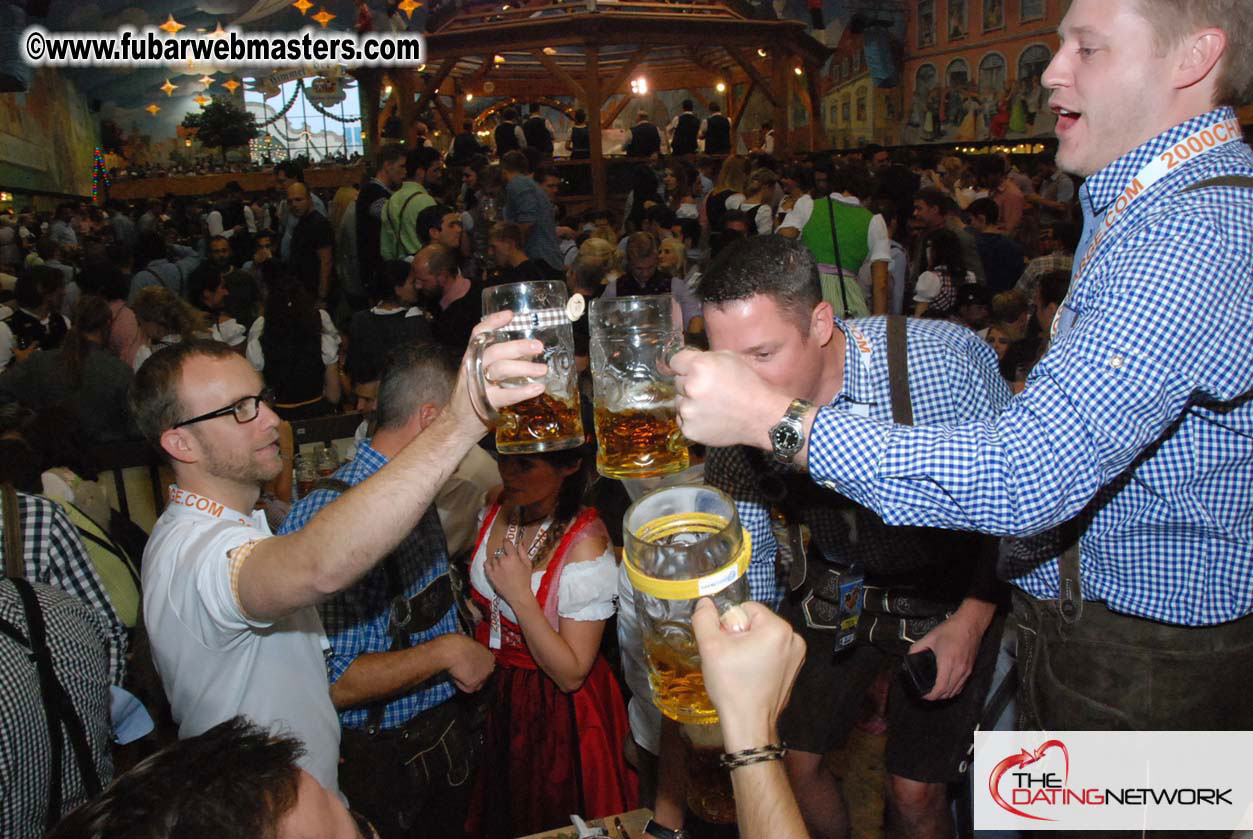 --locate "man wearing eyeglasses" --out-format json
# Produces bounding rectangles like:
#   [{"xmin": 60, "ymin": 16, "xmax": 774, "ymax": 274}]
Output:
[{"xmin": 129, "ymin": 315, "xmax": 547, "ymax": 801}]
